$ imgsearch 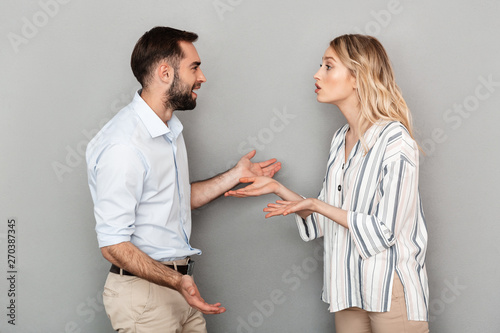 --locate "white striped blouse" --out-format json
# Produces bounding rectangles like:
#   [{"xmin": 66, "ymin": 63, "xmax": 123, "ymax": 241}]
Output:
[{"xmin": 295, "ymin": 121, "xmax": 429, "ymax": 321}]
